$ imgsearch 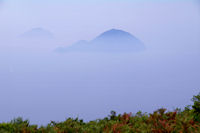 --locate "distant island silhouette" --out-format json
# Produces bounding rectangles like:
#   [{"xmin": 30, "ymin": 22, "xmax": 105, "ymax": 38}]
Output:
[
  {"xmin": 20, "ymin": 28, "xmax": 54, "ymax": 40},
  {"xmin": 56, "ymin": 29, "xmax": 145, "ymax": 53}
]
